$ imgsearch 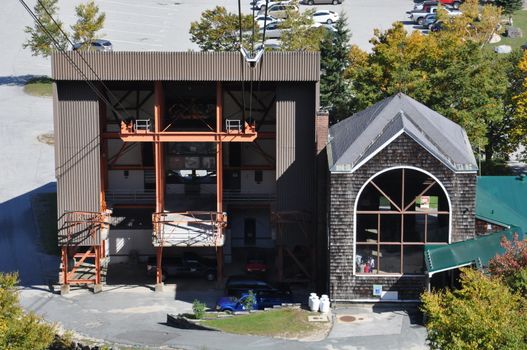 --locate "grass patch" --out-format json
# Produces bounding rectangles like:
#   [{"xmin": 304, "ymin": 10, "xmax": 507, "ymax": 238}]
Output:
[
  {"xmin": 201, "ymin": 308, "xmax": 329, "ymax": 339},
  {"xmin": 489, "ymin": 10, "xmax": 527, "ymax": 51},
  {"xmin": 31, "ymin": 192, "xmax": 59, "ymax": 256},
  {"xmin": 23, "ymin": 76, "xmax": 53, "ymax": 97}
]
